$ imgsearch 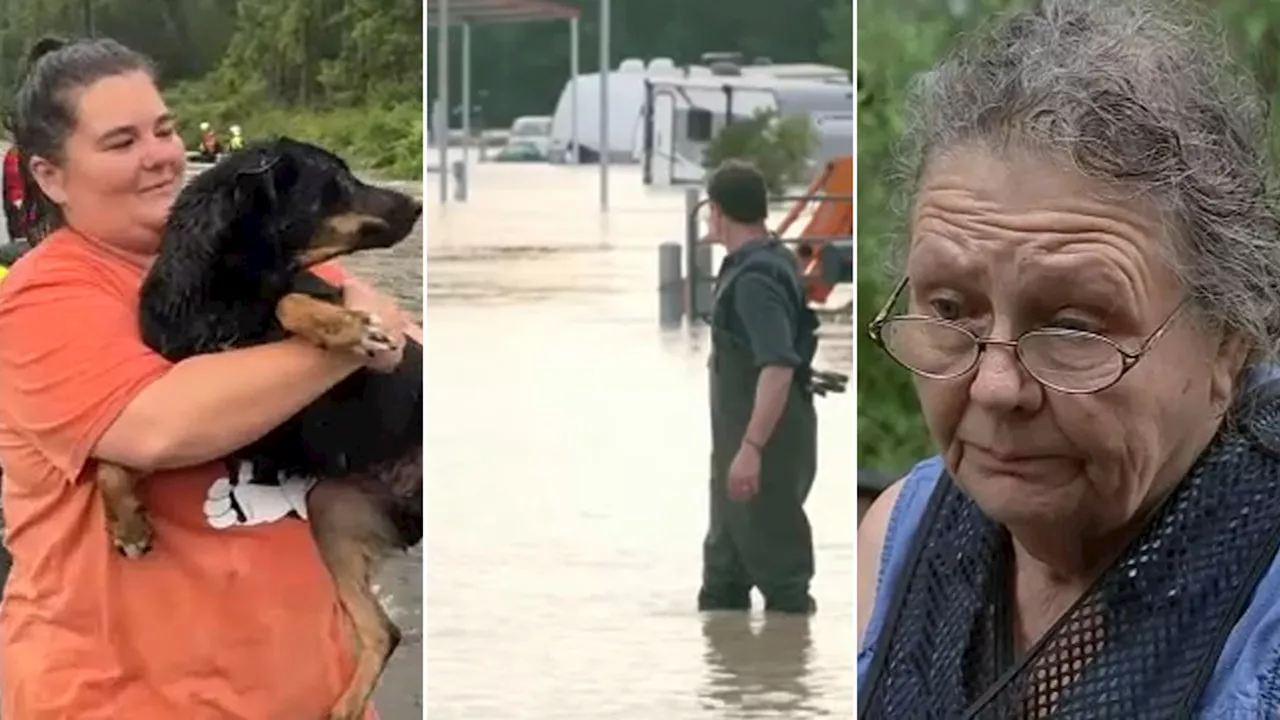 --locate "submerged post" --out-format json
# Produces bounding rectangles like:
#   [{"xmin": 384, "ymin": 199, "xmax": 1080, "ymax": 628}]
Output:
[
  {"xmin": 452, "ymin": 161, "xmax": 467, "ymax": 202},
  {"xmin": 684, "ymin": 187, "xmax": 700, "ymax": 320},
  {"xmin": 659, "ymin": 242, "xmax": 683, "ymax": 329},
  {"xmin": 695, "ymin": 242, "xmax": 714, "ymax": 318}
]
